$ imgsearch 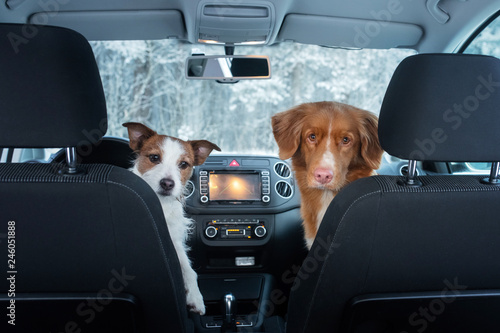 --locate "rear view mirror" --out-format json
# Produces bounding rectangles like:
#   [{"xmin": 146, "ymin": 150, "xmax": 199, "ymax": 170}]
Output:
[{"xmin": 185, "ymin": 55, "xmax": 271, "ymax": 82}]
